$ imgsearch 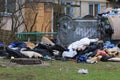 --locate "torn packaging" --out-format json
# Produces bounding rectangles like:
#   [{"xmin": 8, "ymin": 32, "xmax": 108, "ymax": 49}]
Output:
[
  {"xmin": 68, "ymin": 37, "xmax": 90, "ymax": 51},
  {"xmin": 20, "ymin": 48, "xmax": 43, "ymax": 58},
  {"xmin": 41, "ymin": 36, "xmax": 55, "ymax": 46}
]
